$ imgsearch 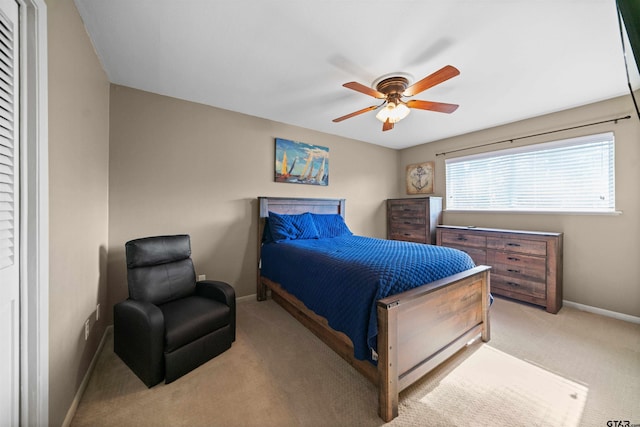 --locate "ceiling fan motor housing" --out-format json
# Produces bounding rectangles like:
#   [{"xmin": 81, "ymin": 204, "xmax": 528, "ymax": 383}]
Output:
[{"xmin": 376, "ymin": 76, "xmax": 410, "ymax": 100}]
